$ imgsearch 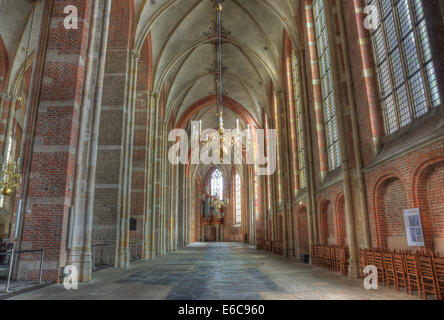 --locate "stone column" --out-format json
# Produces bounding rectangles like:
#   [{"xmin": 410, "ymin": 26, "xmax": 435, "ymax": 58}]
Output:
[
  {"xmin": 276, "ymin": 90, "xmax": 292, "ymax": 257},
  {"xmin": 158, "ymin": 121, "xmax": 166, "ymax": 254},
  {"xmin": 337, "ymin": 0, "xmax": 371, "ymax": 248},
  {"xmin": 10, "ymin": 0, "xmax": 49, "ymax": 282},
  {"xmin": 174, "ymin": 167, "xmax": 179, "ymax": 250},
  {"xmin": 145, "ymin": 93, "xmax": 156, "ymax": 259},
  {"xmin": 298, "ymin": 49, "xmax": 319, "ymax": 247},
  {"xmin": 284, "ymin": 41, "xmax": 301, "ymax": 194},
  {"xmin": 150, "ymin": 95, "xmax": 160, "ymax": 255},
  {"xmin": 202, "ymin": 224, "xmax": 205, "ymax": 242},
  {"xmin": 70, "ymin": 0, "xmax": 111, "ymax": 281},
  {"xmin": 117, "ymin": 48, "xmax": 139, "ymax": 268},
  {"xmin": 325, "ymin": 0, "xmax": 359, "ymax": 278}
]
